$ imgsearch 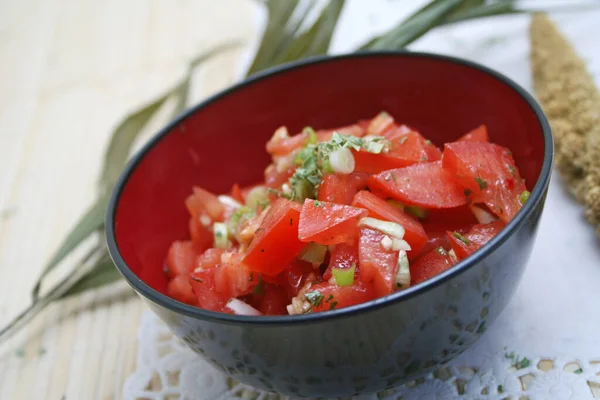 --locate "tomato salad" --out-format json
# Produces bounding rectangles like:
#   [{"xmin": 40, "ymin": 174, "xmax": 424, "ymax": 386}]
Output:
[{"xmin": 164, "ymin": 112, "xmax": 530, "ymax": 316}]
